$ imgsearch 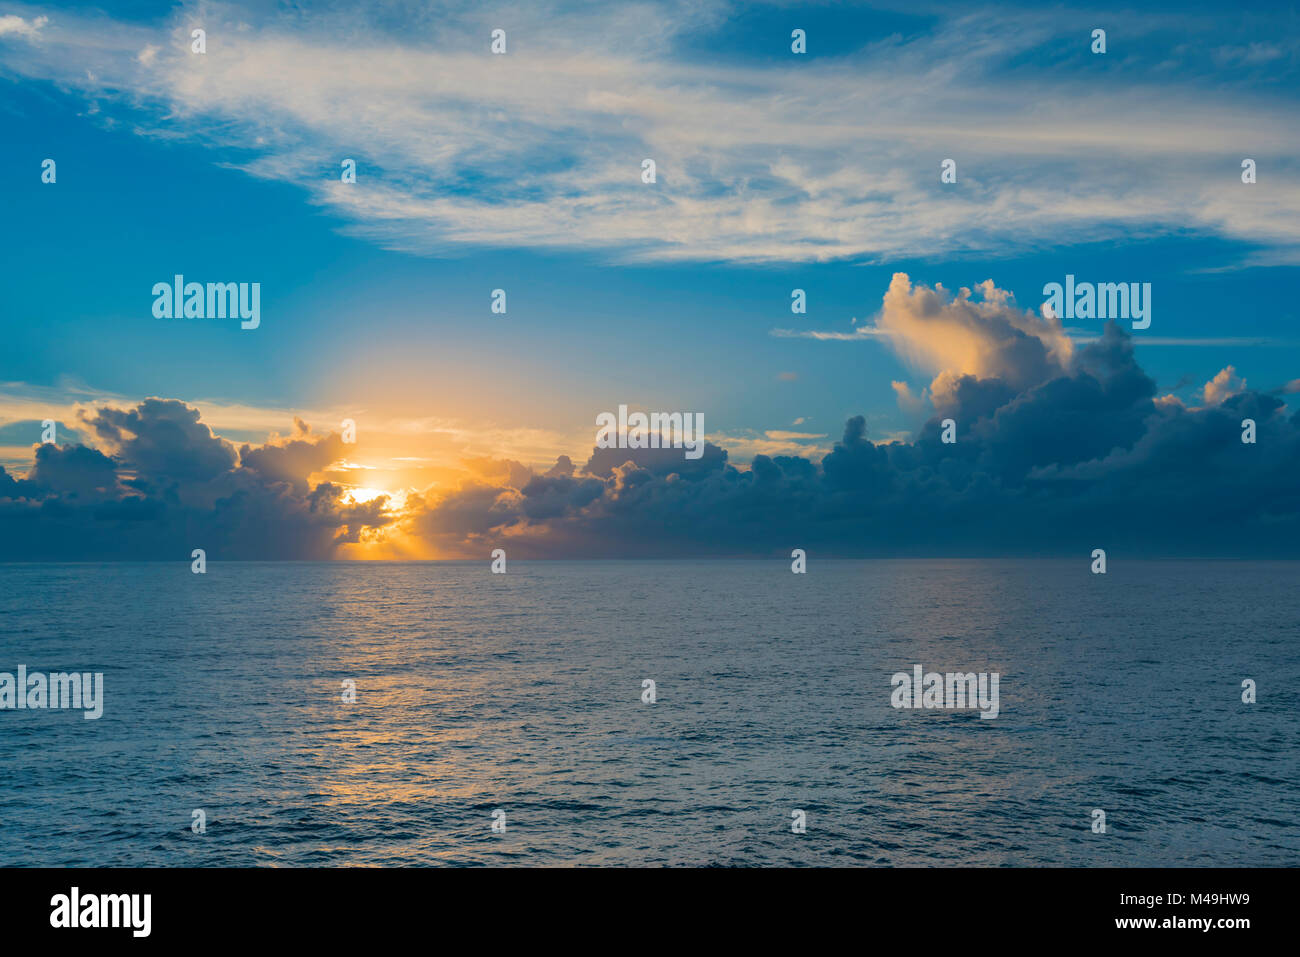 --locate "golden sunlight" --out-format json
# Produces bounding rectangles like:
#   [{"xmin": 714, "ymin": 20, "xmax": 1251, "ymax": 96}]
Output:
[{"xmin": 343, "ymin": 486, "xmax": 392, "ymax": 505}]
